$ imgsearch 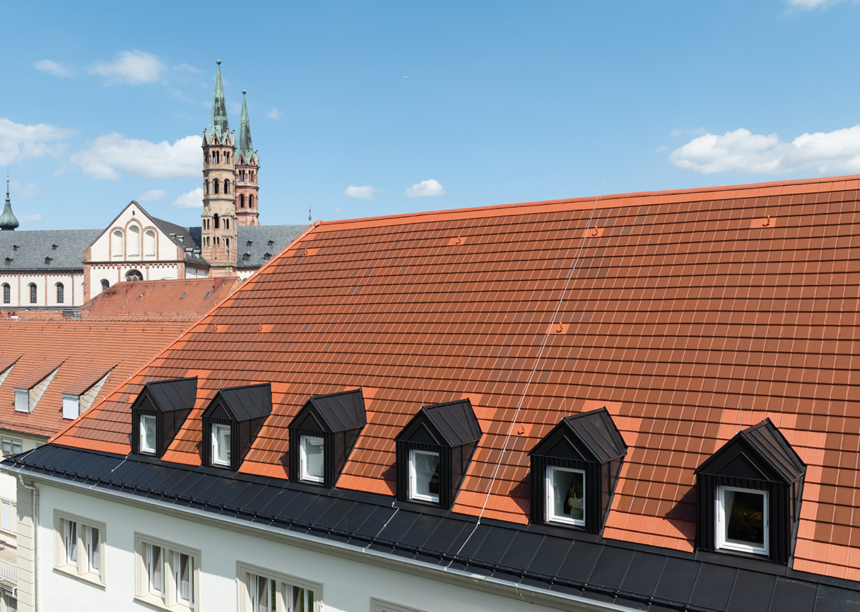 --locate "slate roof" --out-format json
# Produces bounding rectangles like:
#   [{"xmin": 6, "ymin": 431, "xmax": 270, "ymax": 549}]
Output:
[
  {"xmin": 236, "ymin": 224, "xmax": 309, "ymax": 268},
  {"xmin": 51, "ymin": 173, "xmax": 860, "ymax": 583},
  {"xmin": 0, "ymin": 229, "xmax": 101, "ymax": 270},
  {"xmin": 554, "ymin": 408, "xmax": 628, "ymax": 463},
  {"xmin": 214, "ymin": 384, "xmax": 272, "ymax": 421},
  {"xmin": 304, "ymin": 389, "xmax": 366, "ymax": 432},
  {"xmin": 417, "ymin": 400, "xmax": 482, "ymax": 447},
  {"xmin": 143, "ymin": 377, "xmax": 198, "ymax": 413},
  {"xmin": 0, "ymin": 320, "xmax": 187, "ymax": 437}
]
